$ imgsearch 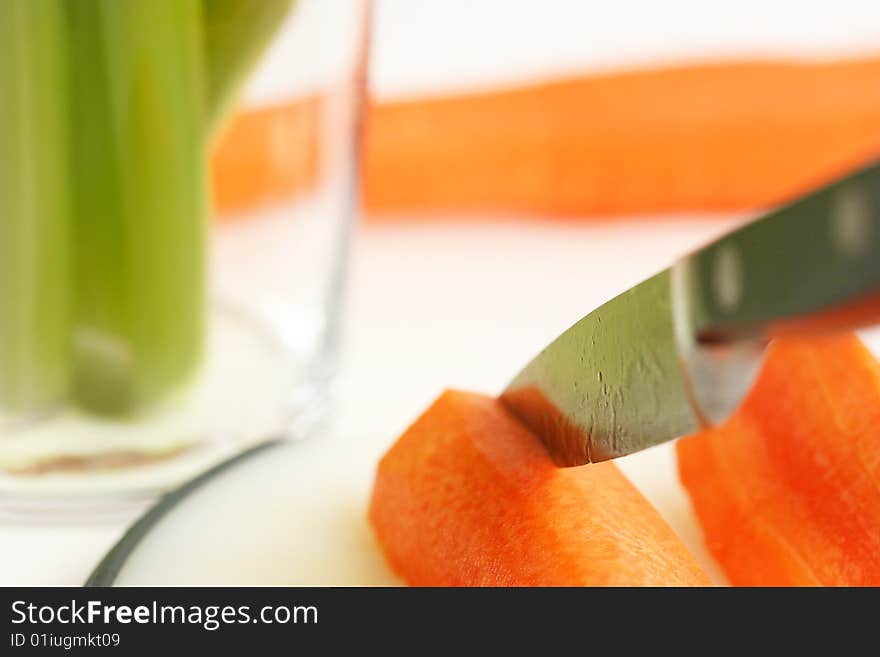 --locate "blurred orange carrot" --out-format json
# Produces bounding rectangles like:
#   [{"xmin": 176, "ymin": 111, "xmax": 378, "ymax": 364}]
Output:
[
  {"xmin": 363, "ymin": 57, "xmax": 880, "ymax": 218},
  {"xmin": 211, "ymin": 96, "xmax": 320, "ymax": 218},
  {"xmin": 212, "ymin": 57, "xmax": 880, "ymax": 219}
]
